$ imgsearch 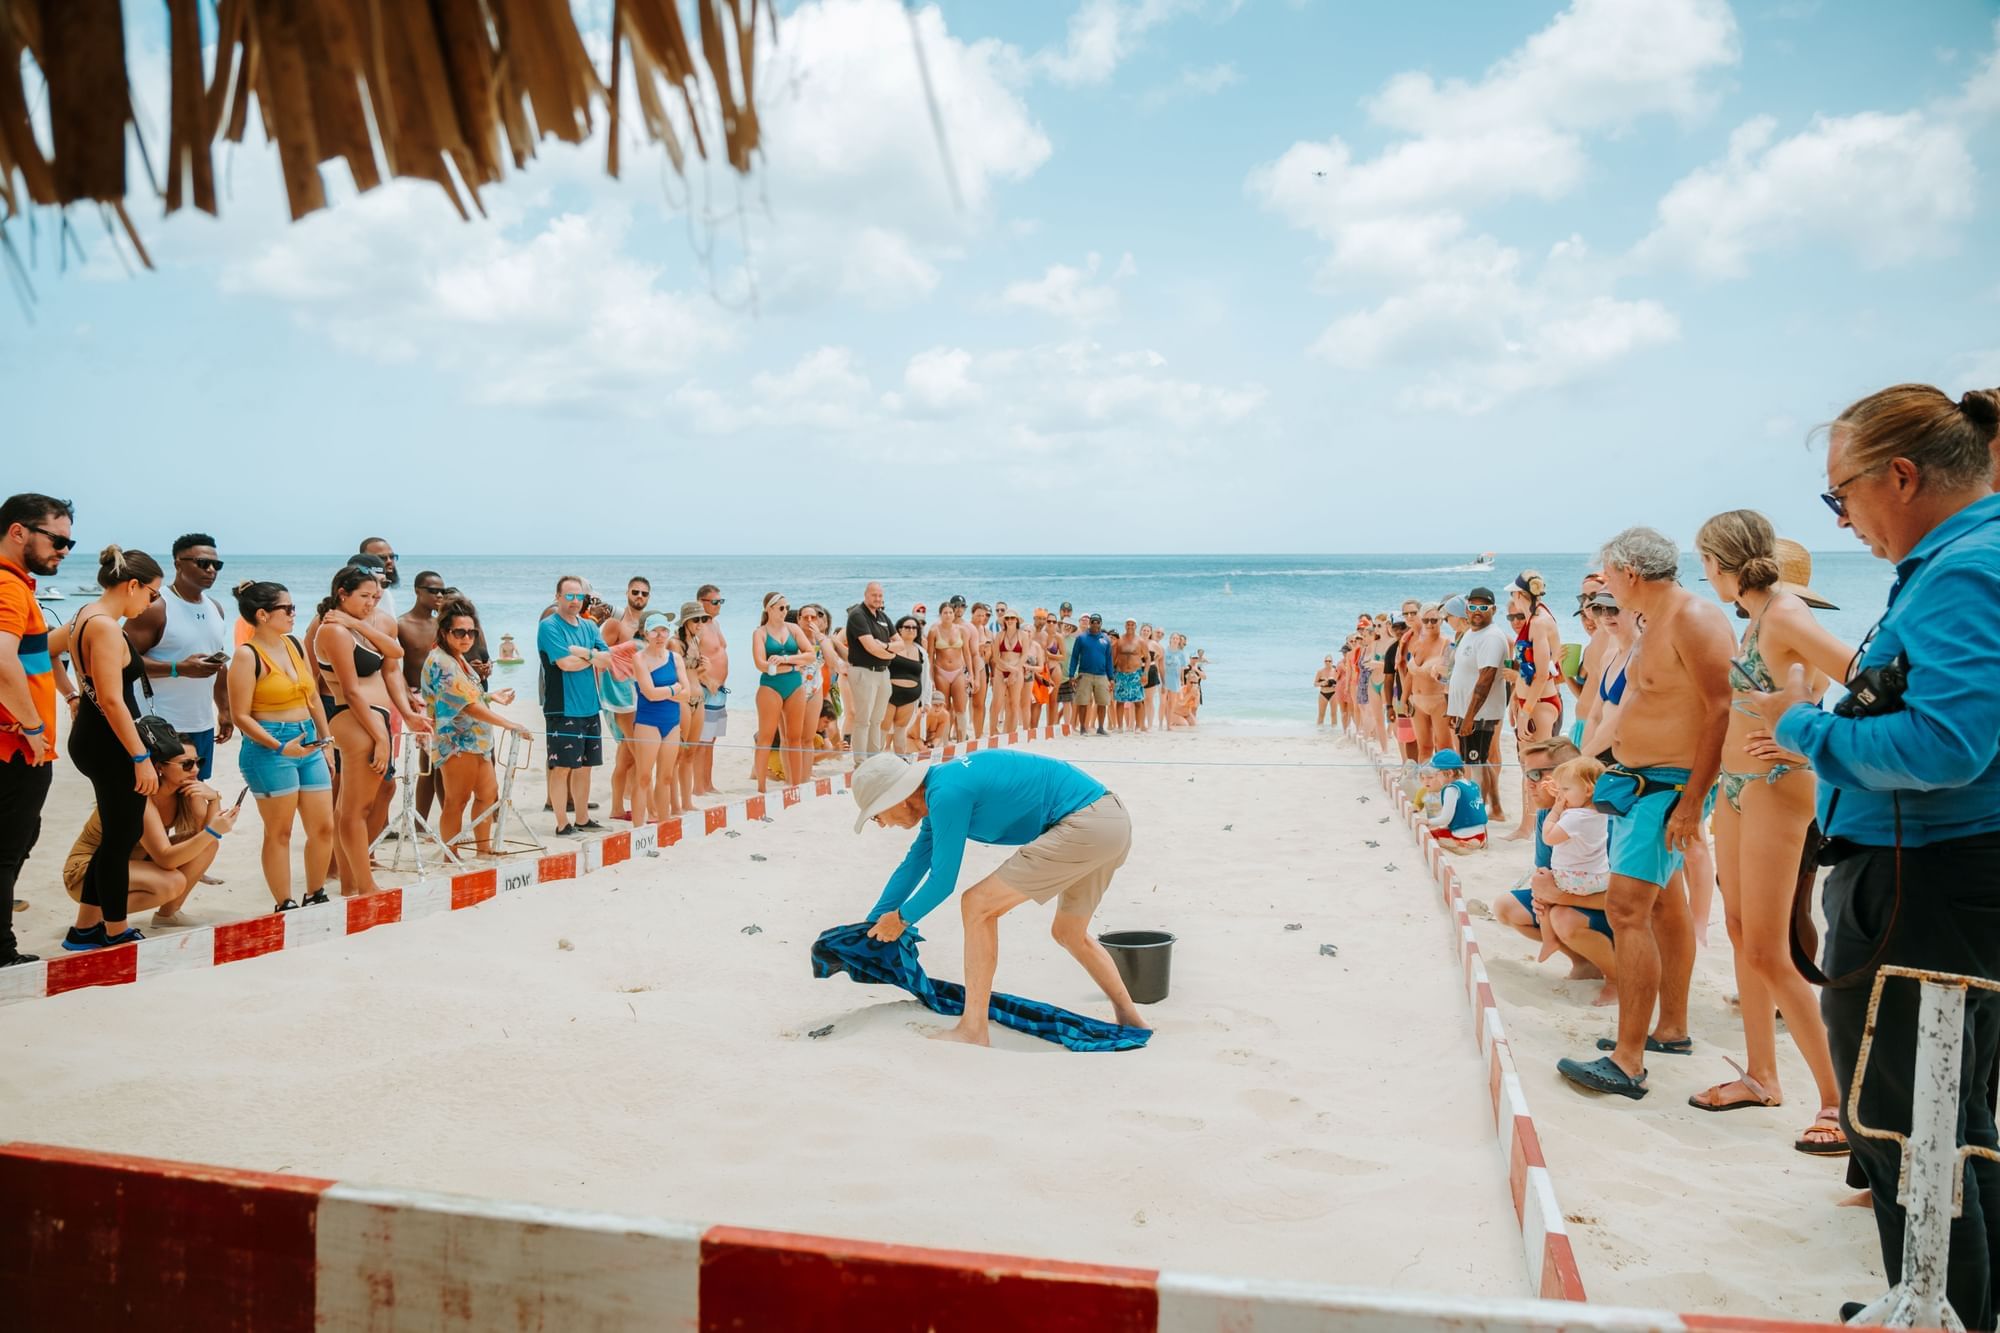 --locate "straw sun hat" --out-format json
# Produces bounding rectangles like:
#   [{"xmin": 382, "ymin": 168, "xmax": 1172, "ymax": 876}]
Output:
[{"xmin": 1772, "ymin": 538, "xmax": 1837, "ymax": 611}]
